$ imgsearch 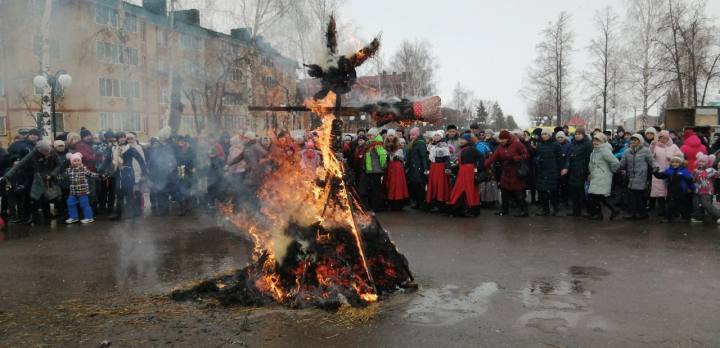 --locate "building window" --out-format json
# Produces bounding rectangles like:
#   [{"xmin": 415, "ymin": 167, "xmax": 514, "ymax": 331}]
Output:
[
  {"xmin": 100, "ymin": 113, "xmax": 143, "ymax": 132},
  {"xmin": 182, "ymin": 116, "xmax": 204, "ymax": 132},
  {"xmin": 231, "ymin": 68, "xmax": 243, "ymax": 82},
  {"xmin": 262, "ymin": 57, "xmax": 274, "ymax": 67},
  {"xmin": 182, "ymin": 60, "xmax": 203, "ymax": 78},
  {"xmin": 36, "ymin": 112, "xmax": 64, "ymax": 133},
  {"xmin": 222, "ymin": 93, "xmax": 243, "ymax": 106},
  {"xmin": 124, "ymin": 13, "xmax": 137, "ymax": 33},
  {"xmin": 96, "ymin": 40, "xmax": 139, "ymax": 66},
  {"xmin": 222, "ymin": 116, "xmax": 245, "ymax": 131},
  {"xmin": 160, "ymin": 89, "xmax": 169, "ymax": 104},
  {"xmin": 34, "ymin": 85, "xmax": 64, "ymax": 96},
  {"xmin": 95, "ymin": 4, "xmax": 137, "ymax": 32},
  {"xmin": 157, "ymin": 28, "xmax": 166, "ymax": 46},
  {"xmin": 157, "ymin": 59, "xmax": 168, "ymax": 74},
  {"xmin": 99, "ymin": 78, "xmax": 140, "ymax": 99},
  {"xmin": 180, "ymin": 33, "xmax": 203, "ymax": 50},
  {"xmin": 32, "ymin": 36, "xmax": 61, "ymax": 59},
  {"xmin": 181, "ymin": 89, "xmax": 204, "ymax": 105},
  {"xmin": 221, "ymin": 41, "xmax": 239, "ymax": 55}
]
